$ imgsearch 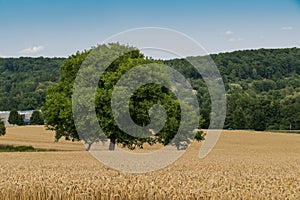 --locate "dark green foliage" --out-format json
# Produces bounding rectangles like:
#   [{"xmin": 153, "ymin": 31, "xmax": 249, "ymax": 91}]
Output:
[
  {"xmin": 0, "ymin": 57, "xmax": 64, "ymax": 110},
  {"xmin": 165, "ymin": 48, "xmax": 300, "ymax": 131},
  {"xmin": 194, "ymin": 129, "xmax": 204, "ymax": 141},
  {"xmin": 232, "ymin": 107, "xmax": 246, "ymax": 129},
  {"xmin": 250, "ymin": 110, "xmax": 267, "ymax": 131},
  {"xmin": 42, "ymin": 52, "xmax": 88, "ymax": 142},
  {"xmin": 43, "ymin": 44, "xmax": 201, "ymax": 150},
  {"xmin": 30, "ymin": 110, "xmax": 44, "ymax": 125},
  {"xmin": 3, "ymin": 47, "xmax": 300, "ymax": 132},
  {"xmin": 278, "ymin": 92, "xmax": 300, "ymax": 130},
  {"xmin": 8, "ymin": 109, "xmax": 23, "ymax": 125},
  {"xmin": 0, "ymin": 144, "xmax": 54, "ymax": 152},
  {"xmin": 0, "ymin": 118, "xmax": 5, "ymax": 136},
  {"xmin": 0, "ymin": 145, "xmax": 34, "ymax": 152}
]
